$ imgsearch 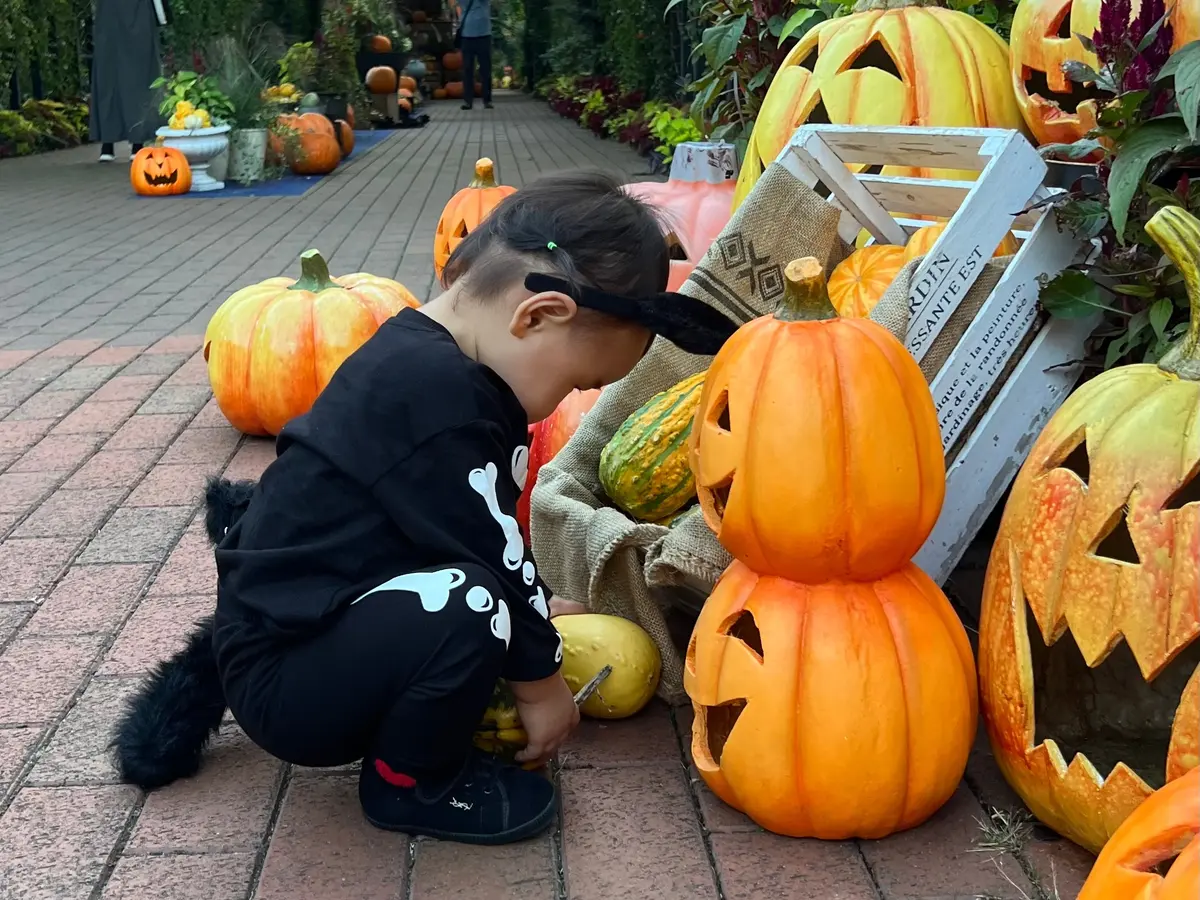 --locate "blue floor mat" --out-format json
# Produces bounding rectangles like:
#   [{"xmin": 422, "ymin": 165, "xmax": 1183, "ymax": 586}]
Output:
[{"xmin": 160, "ymin": 130, "xmax": 397, "ymax": 199}]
